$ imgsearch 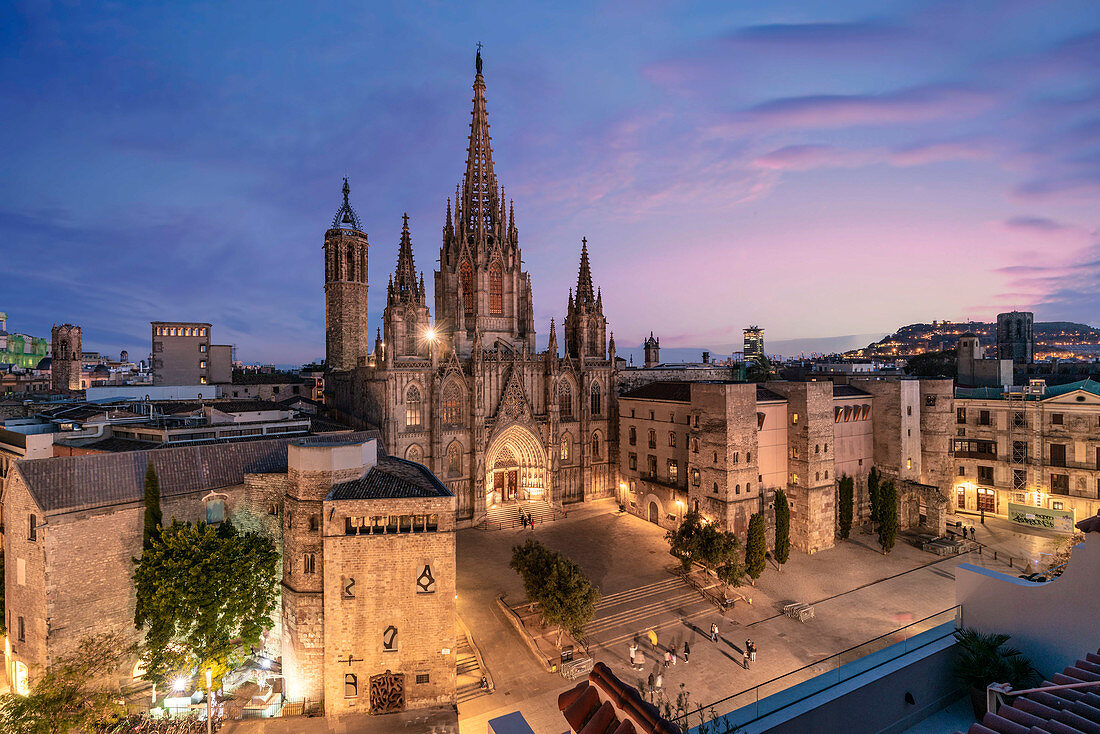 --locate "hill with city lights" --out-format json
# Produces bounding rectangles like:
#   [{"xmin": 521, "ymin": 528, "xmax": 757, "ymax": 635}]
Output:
[{"xmin": 845, "ymin": 320, "xmax": 1100, "ymax": 360}]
